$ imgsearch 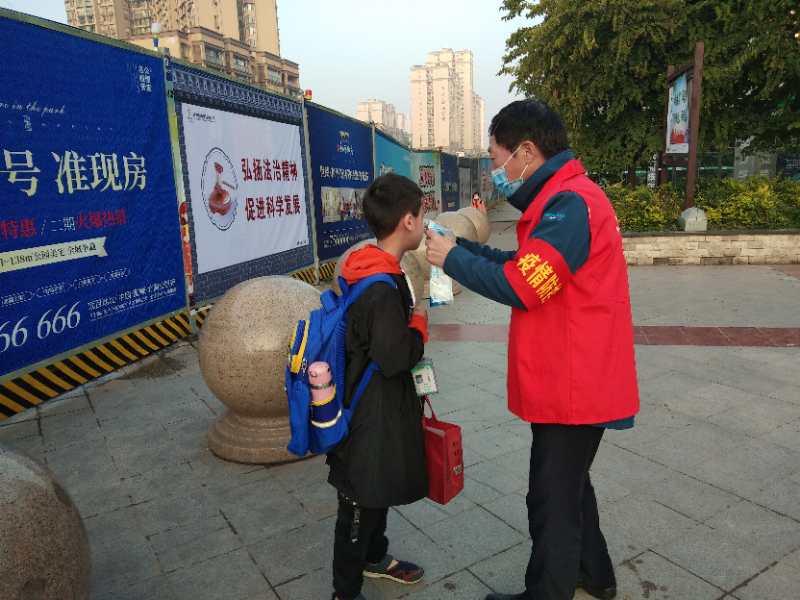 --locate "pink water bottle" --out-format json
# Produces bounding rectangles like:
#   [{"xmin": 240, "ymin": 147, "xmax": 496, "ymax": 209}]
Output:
[{"xmin": 308, "ymin": 361, "xmax": 334, "ymax": 405}]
